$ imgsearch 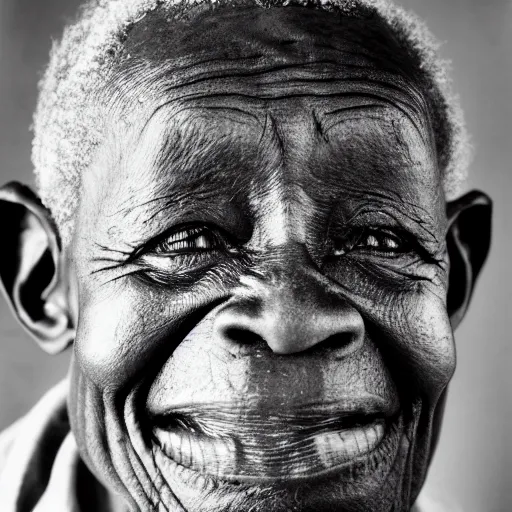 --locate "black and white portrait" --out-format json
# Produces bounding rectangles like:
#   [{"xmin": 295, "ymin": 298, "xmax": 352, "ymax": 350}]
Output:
[{"xmin": 0, "ymin": 1, "xmax": 509, "ymax": 511}]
